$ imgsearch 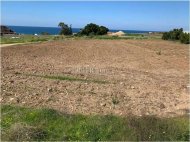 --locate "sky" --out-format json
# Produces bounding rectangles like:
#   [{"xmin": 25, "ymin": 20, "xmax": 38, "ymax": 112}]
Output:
[{"xmin": 1, "ymin": 1, "xmax": 189, "ymax": 31}]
